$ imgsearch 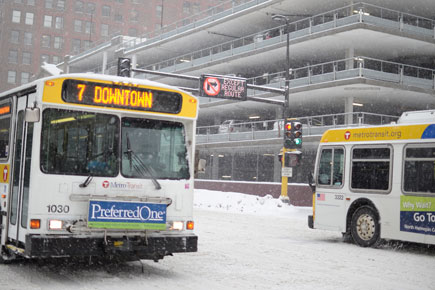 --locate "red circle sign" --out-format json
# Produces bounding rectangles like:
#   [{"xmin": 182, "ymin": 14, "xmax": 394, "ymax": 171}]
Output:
[
  {"xmin": 344, "ymin": 131, "xmax": 351, "ymax": 140},
  {"xmin": 203, "ymin": 77, "xmax": 220, "ymax": 96}
]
